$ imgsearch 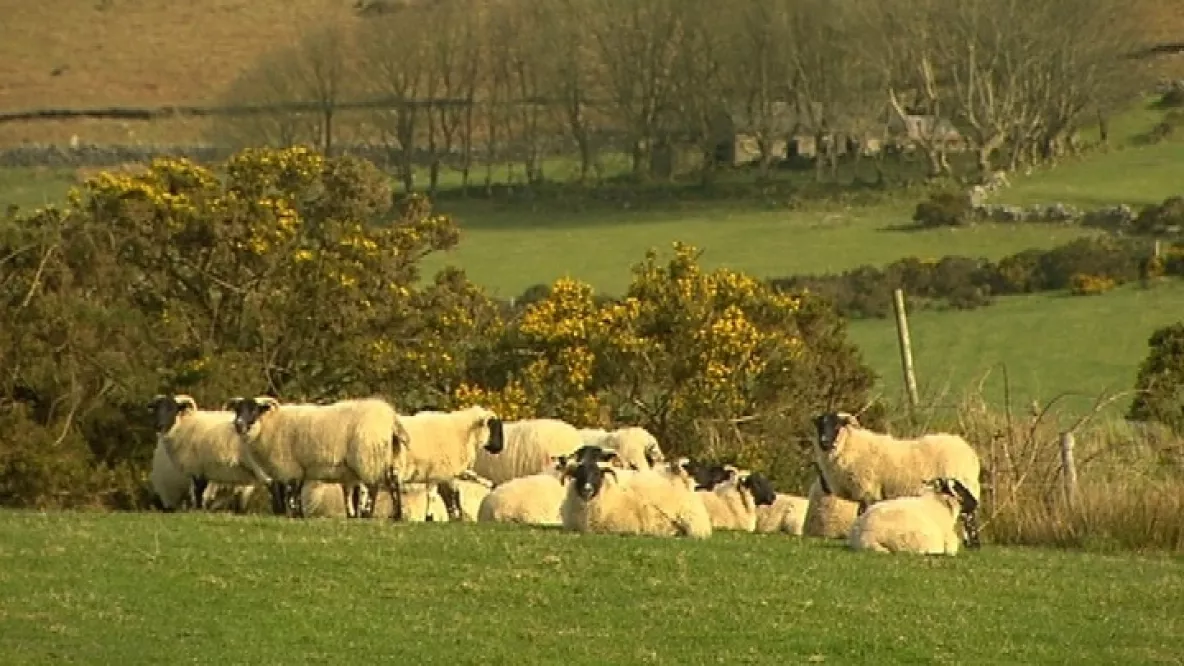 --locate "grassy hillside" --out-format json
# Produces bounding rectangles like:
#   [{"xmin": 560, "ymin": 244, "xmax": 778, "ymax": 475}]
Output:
[
  {"xmin": 848, "ymin": 281, "xmax": 1184, "ymax": 413},
  {"xmin": 1, "ymin": 510, "xmax": 1181, "ymax": 665}
]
